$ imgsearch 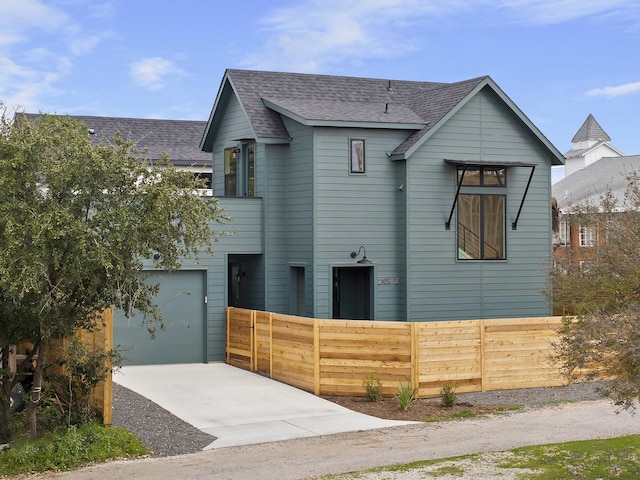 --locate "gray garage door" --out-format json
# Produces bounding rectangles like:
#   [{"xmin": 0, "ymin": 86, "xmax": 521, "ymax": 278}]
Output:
[{"xmin": 114, "ymin": 270, "xmax": 206, "ymax": 365}]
